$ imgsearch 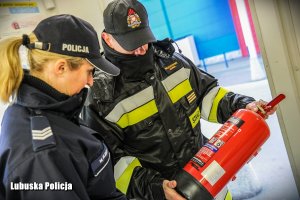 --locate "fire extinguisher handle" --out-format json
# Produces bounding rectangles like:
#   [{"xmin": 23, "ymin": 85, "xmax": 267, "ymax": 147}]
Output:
[
  {"xmin": 265, "ymin": 94, "xmax": 286, "ymax": 111},
  {"xmin": 256, "ymin": 94, "xmax": 285, "ymax": 117}
]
